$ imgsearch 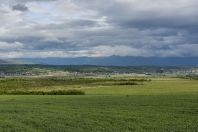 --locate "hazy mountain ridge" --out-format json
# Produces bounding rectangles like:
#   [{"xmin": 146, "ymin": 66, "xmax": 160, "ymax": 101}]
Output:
[
  {"xmin": 0, "ymin": 60, "xmax": 12, "ymax": 64},
  {"xmin": 0, "ymin": 59, "xmax": 33, "ymax": 65},
  {"xmin": 16, "ymin": 56, "xmax": 198, "ymax": 66}
]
